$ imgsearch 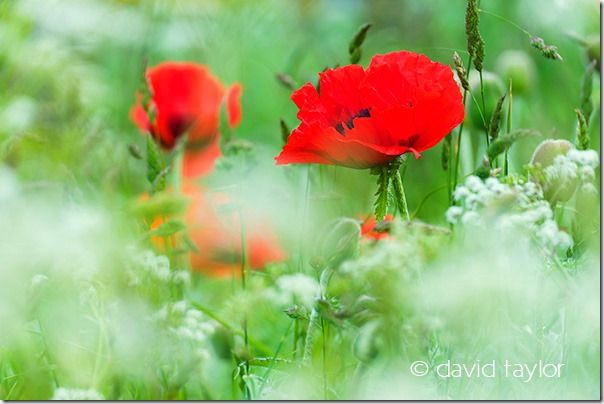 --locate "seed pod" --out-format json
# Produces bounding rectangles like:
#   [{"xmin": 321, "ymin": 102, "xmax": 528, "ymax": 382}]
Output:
[
  {"xmin": 275, "ymin": 73, "xmax": 296, "ymax": 90},
  {"xmin": 575, "ymin": 109, "xmax": 589, "ymax": 151},
  {"xmin": 128, "ymin": 143, "xmax": 143, "ymax": 160},
  {"xmin": 453, "ymin": 52, "xmax": 470, "ymax": 91},
  {"xmin": 530, "ymin": 37, "xmax": 563, "ymax": 61},
  {"xmin": 465, "ymin": 0, "xmax": 485, "ymax": 71}
]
